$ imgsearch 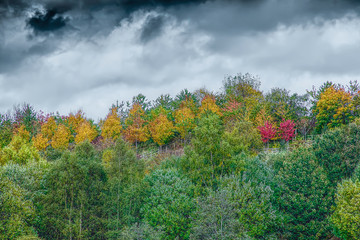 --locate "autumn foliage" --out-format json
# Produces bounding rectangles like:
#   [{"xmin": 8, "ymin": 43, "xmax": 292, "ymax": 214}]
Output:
[
  {"xmin": 258, "ymin": 121, "xmax": 277, "ymax": 143},
  {"xmin": 279, "ymin": 119, "xmax": 296, "ymax": 142}
]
